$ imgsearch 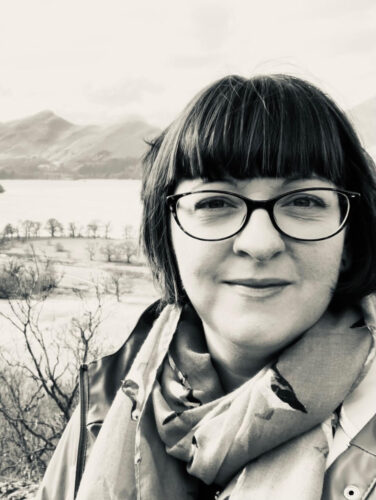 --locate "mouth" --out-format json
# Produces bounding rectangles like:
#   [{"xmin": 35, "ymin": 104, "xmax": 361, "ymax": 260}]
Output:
[
  {"xmin": 224, "ymin": 278, "xmax": 292, "ymax": 287},
  {"xmin": 223, "ymin": 278, "xmax": 292, "ymax": 298}
]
